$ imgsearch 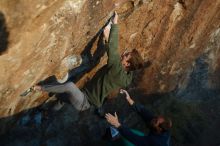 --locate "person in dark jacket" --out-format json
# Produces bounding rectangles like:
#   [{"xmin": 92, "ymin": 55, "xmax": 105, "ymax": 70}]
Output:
[
  {"xmin": 33, "ymin": 12, "xmax": 144, "ymax": 111},
  {"xmin": 105, "ymin": 89, "xmax": 172, "ymax": 146}
]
